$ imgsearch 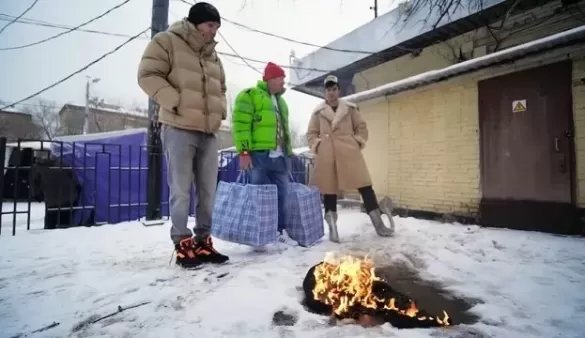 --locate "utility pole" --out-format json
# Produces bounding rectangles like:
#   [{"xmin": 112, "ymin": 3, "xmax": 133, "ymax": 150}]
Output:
[
  {"xmin": 145, "ymin": 0, "xmax": 169, "ymax": 221},
  {"xmin": 370, "ymin": 0, "xmax": 378, "ymax": 18},
  {"xmin": 83, "ymin": 76, "xmax": 100, "ymax": 135}
]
